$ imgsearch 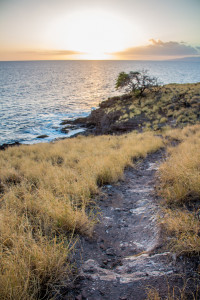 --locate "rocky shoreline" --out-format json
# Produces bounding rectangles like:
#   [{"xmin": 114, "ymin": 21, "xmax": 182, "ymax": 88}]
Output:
[
  {"xmin": 59, "ymin": 94, "xmax": 142, "ymax": 136},
  {"xmin": 60, "ymin": 82, "xmax": 200, "ymax": 136},
  {"xmin": 0, "ymin": 141, "xmax": 21, "ymax": 151},
  {"xmin": 1, "ymin": 82, "xmax": 199, "ymax": 150}
]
